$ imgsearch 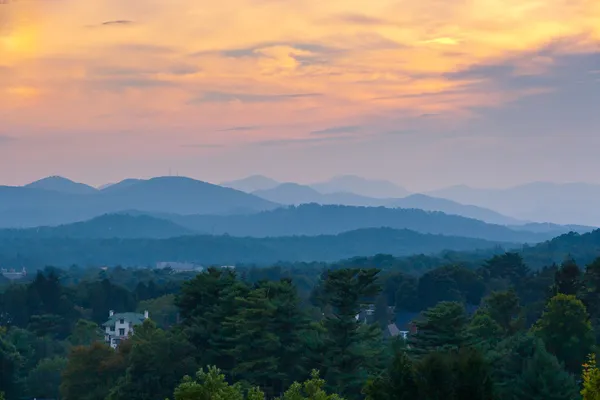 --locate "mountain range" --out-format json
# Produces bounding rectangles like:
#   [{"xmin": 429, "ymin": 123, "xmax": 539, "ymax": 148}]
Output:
[
  {"xmin": 0, "ymin": 177, "xmax": 276, "ymax": 228},
  {"xmin": 0, "ymin": 226, "xmax": 511, "ymax": 268},
  {"xmin": 427, "ymin": 182, "xmax": 600, "ymax": 226},
  {"xmin": 0, "ymin": 206, "xmax": 576, "ymax": 244}
]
